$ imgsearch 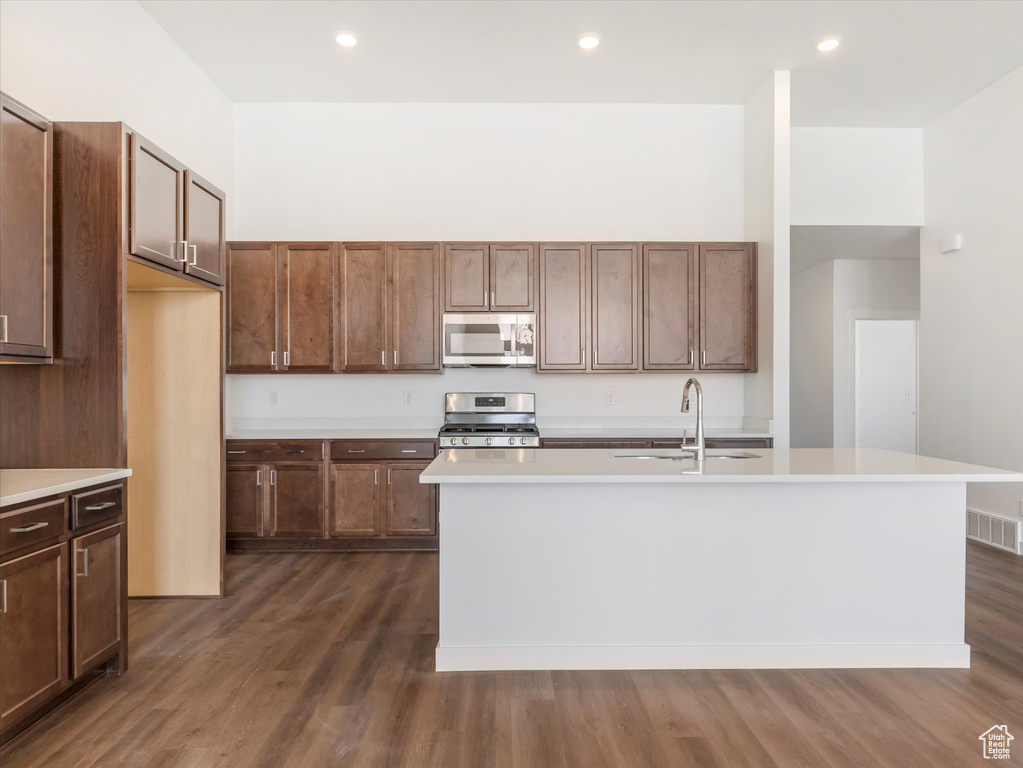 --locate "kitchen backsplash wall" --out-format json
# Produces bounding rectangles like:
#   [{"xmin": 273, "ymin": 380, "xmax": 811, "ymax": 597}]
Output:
[{"xmin": 226, "ymin": 370, "xmax": 748, "ymax": 431}]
